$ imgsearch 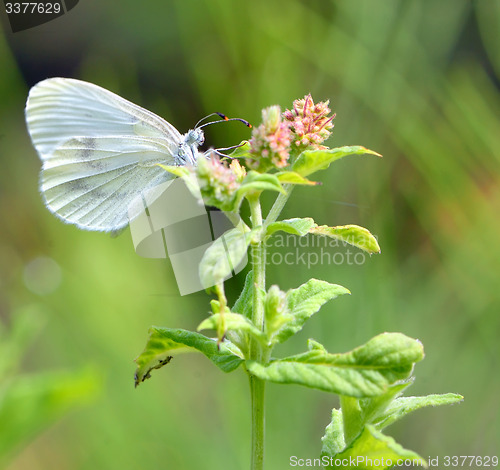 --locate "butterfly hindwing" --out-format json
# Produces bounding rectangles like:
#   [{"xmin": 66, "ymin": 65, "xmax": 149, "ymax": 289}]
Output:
[{"xmin": 40, "ymin": 136, "xmax": 175, "ymax": 231}]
